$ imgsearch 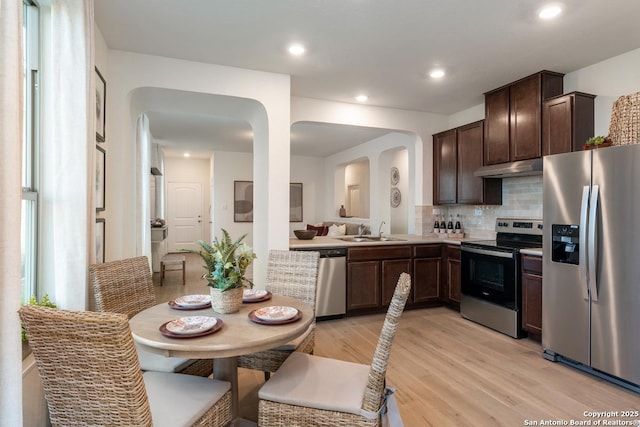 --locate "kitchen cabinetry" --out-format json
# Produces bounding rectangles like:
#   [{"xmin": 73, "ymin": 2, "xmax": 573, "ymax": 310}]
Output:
[
  {"xmin": 433, "ymin": 121, "xmax": 502, "ymax": 205},
  {"xmin": 521, "ymin": 254, "xmax": 542, "ymax": 339},
  {"xmin": 412, "ymin": 245, "xmax": 442, "ymax": 304},
  {"xmin": 542, "ymin": 92, "xmax": 595, "ymax": 155},
  {"xmin": 347, "ymin": 245, "xmax": 412, "ymax": 314},
  {"xmin": 443, "ymin": 245, "xmax": 461, "ymax": 307},
  {"xmin": 484, "ymin": 71, "xmax": 564, "ymax": 165}
]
